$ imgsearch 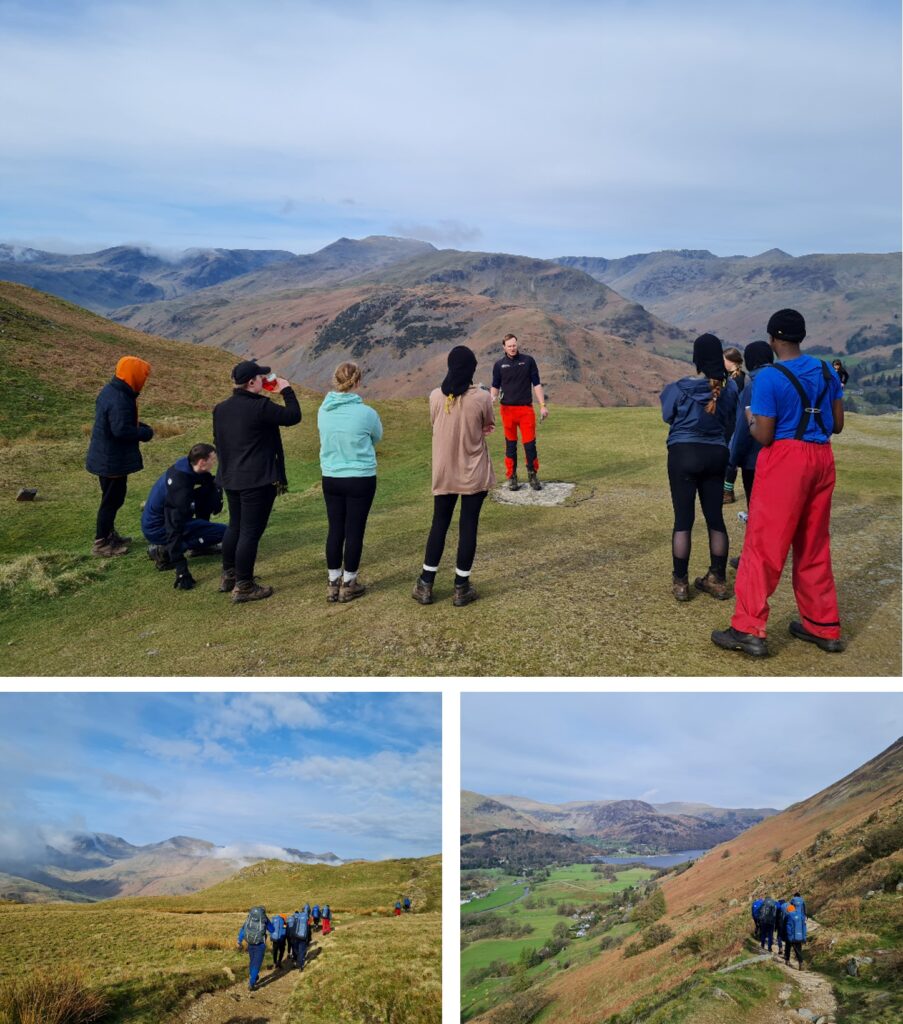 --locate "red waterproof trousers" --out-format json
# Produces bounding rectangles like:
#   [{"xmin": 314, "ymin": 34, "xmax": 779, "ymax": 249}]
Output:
[
  {"xmin": 500, "ymin": 404, "xmax": 538, "ymax": 477},
  {"xmin": 731, "ymin": 440, "xmax": 840, "ymax": 639}
]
